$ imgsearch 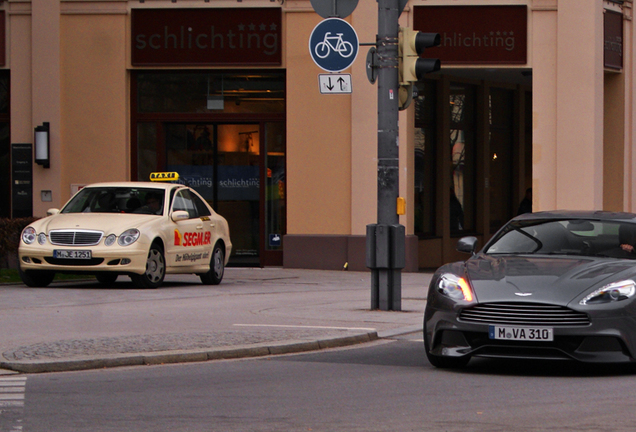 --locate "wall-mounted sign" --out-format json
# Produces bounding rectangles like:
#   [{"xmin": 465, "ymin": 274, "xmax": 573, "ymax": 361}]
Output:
[
  {"xmin": 11, "ymin": 144, "xmax": 32, "ymax": 218},
  {"xmin": 318, "ymin": 73, "xmax": 352, "ymax": 94},
  {"xmin": 309, "ymin": 18, "xmax": 359, "ymax": 72},
  {"xmin": 604, "ymin": 10, "xmax": 623, "ymax": 70},
  {"xmin": 413, "ymin": 5, "xmax": 527, "ymax": 65},
  {"xmin": 131, "ymin": 8, "xmax": 282, "ymax": 66}
]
